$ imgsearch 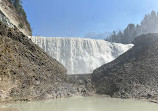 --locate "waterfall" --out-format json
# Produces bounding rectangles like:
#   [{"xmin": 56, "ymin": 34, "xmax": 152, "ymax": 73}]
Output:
[{"xmin": 29, "ymin": 36, "xmax": 133, "ymax": 74}]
